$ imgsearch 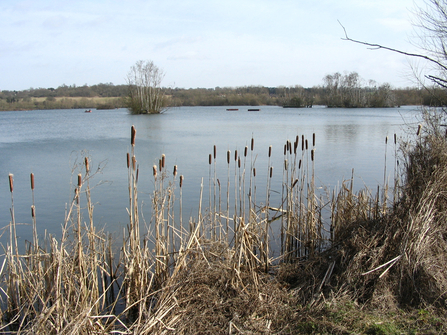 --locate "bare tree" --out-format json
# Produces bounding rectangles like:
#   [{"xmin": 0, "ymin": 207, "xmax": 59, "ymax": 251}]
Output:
[
  {"xmin": 339, "ymin": 0, "xmax": 447, "ymax": 90},
  {"xmin": 126, "ymin": 60, "xmax": 166, "ymax": 114}
]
